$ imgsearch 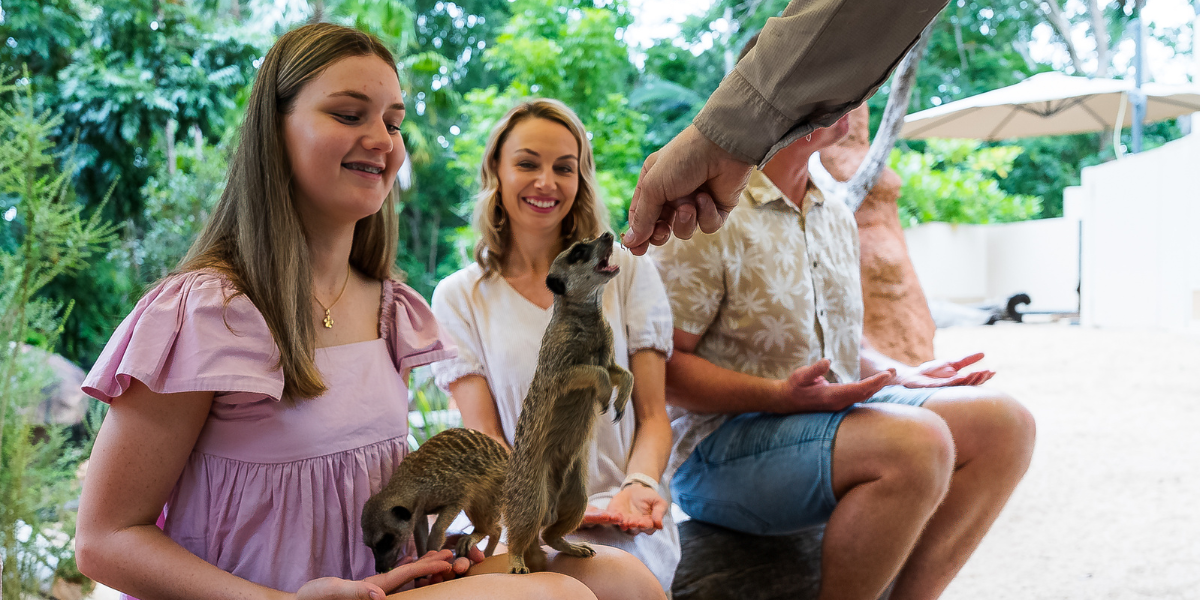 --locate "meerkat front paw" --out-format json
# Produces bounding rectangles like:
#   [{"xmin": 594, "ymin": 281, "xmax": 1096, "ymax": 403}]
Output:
[{"xmin": 454, "ymin": 534, "xmax": 478, "ymax": 559}]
